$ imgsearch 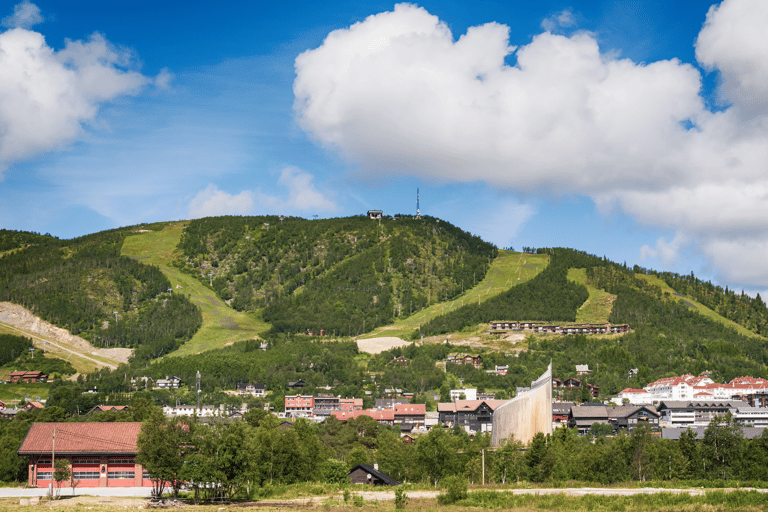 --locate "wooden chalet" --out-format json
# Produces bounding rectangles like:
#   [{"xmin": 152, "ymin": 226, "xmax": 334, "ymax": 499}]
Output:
[
  {"xmin": 438, "ymin": 399, "xmax": 508, "ymax": 433},
  {"xmin": 349, "ymin": 463, "xmax": 400, "ymax": 486}
]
